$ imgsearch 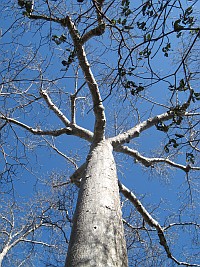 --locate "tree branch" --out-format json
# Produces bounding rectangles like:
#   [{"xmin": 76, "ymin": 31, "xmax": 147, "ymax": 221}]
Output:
[
  {"xmin": 20, "ymin": 239, "xmax": 56, "ymax": 247},
  {"xmin": 81, "ymin": 0, "xmax": 105, "ymax": 44},
  {"xmin": 118, "ymin": 181, "xmax": 159, "ymax": 228},
  {"xmin": 0, "ymin": 116, "xmax": 93, "ymax": 142},
  {"xmin": 43, "ymin": 137, "xmax": 78, "ymax": 168},
  {"xmin": 115, "ymin": 145, "xmax": 200, "ymax": 172},
  {"xmin": 63, "ymin": 15, "xmax": 106, "ymax": 143},
  {"xmin": 109, "ymin": 110, "xmax": 174, "ymax": 146},
  {"xmin": 110, "ymin": 89, "xmax": 194, "ymax": 146},
  {"xmin": 52, "ymin": 163, "xmax": 86, "ymax": 188},
  {"xmin": 40, "ymin": 89, "xmax": 70, "ymax": 127},
  {"xmin": 0, "ymin": 116, "xmax": 71, "ymax": 136},
  {"xmin": 163, "ymin": 222, "xmax": 200, "ymax": 231},
  {"xmin": 118, "ymin": 181, "xmax": 200, "ymax": 267}
]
